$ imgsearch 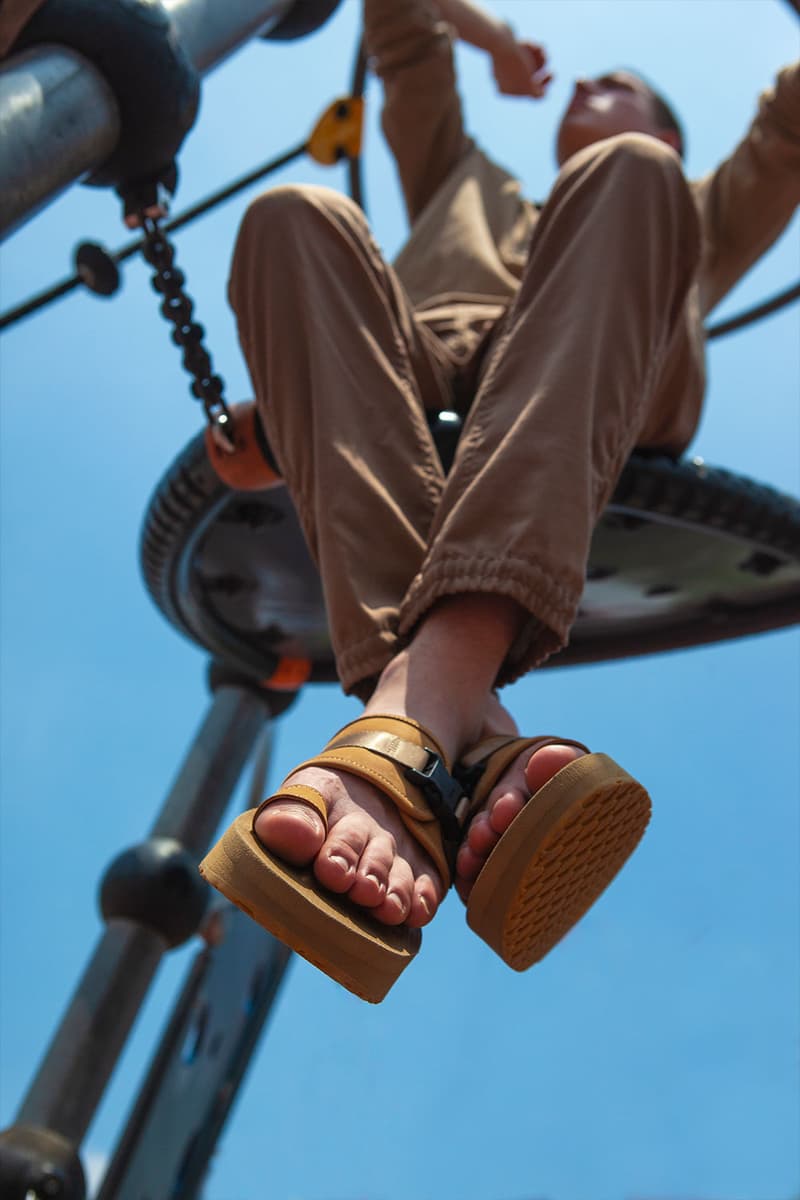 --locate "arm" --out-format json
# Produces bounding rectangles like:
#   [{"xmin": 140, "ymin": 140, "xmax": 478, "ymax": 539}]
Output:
[
  {"xmin": 697, "ymin": 62, "xmax": 800, "ymax": 314},
  {"xmin": 437, "ymin": 0, "xmax": 551, "ymax": 98},
  {"xmin": 363, "ymin": 0, "xmax": 549, "ymax": 224}
]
